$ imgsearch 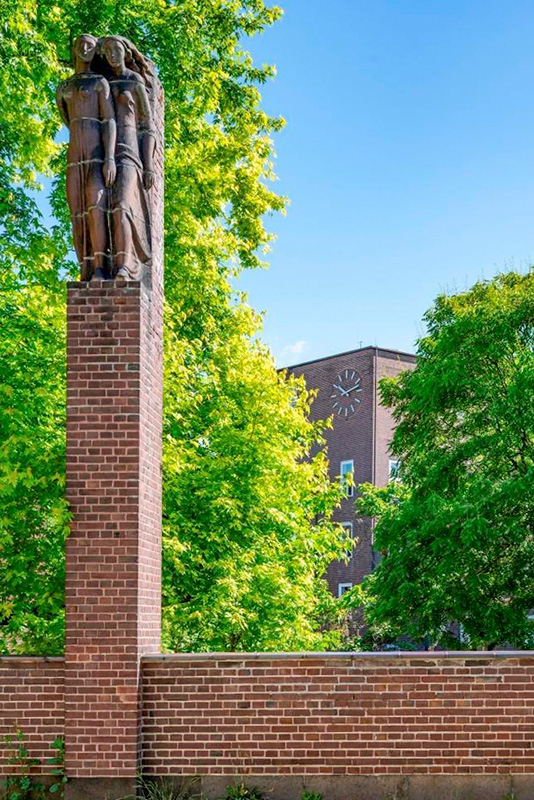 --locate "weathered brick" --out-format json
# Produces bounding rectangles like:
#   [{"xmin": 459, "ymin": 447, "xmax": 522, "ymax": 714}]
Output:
[
  {"xmin": 0, "ymin": 658, "xmax": 64, "ymax": 775},
  {"xmin": 141, "ymin": 654, "xmax": 534, "ymax": 776}
]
